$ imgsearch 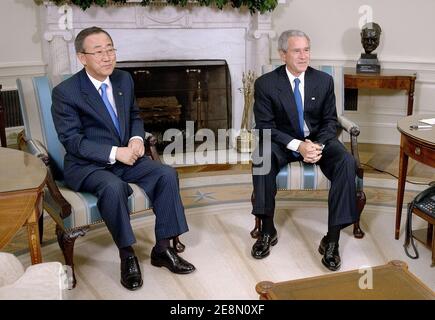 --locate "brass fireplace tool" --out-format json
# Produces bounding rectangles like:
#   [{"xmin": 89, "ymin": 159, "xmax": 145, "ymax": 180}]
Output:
[{"xmin": 236, "ymin": 70, "xmax": 256, "ymax": 153}]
